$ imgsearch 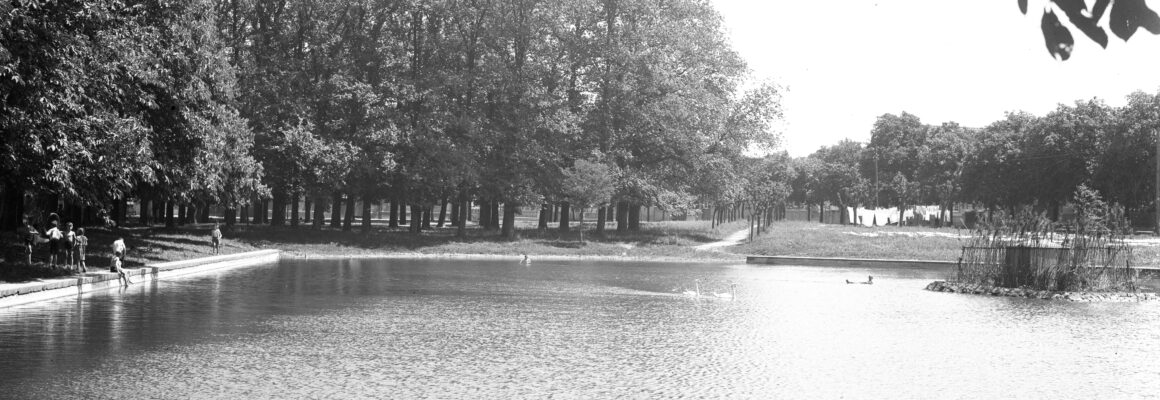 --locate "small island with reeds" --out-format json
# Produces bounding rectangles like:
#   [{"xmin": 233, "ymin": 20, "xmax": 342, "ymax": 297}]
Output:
[{"xmin": 926, "ymin": 187, "xmax": 1157, "ymax": 302}]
